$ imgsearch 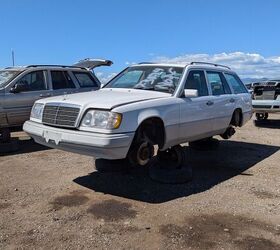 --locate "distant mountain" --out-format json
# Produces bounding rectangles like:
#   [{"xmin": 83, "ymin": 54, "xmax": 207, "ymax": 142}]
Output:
[{"xmin": 241, "ymin": 77, "xmax": 269, "ymax": 83}]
